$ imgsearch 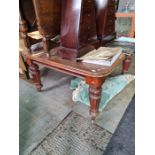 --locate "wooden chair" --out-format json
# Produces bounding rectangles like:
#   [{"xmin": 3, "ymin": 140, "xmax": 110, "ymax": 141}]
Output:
[
  {"xmin": 19, "ymin": 0, "xmax": 42, "ymax": 53},
  {"xmin": 19, "ymin": 0, "xmax": 61, "ymax": 54}
]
